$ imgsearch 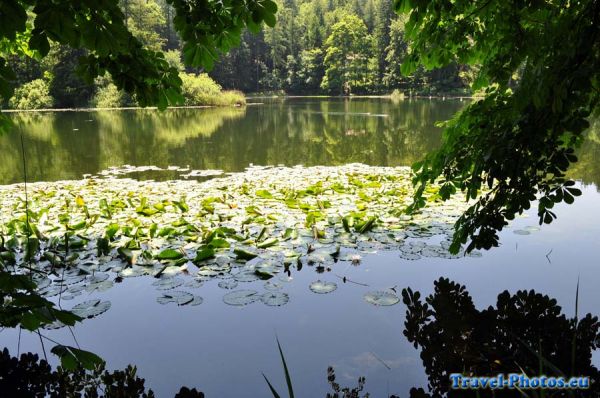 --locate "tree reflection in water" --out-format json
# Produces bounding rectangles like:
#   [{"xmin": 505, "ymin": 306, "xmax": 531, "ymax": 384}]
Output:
[{"xmin": 402, "ymin": 278, "xmax": 600, "ymax": 397}]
